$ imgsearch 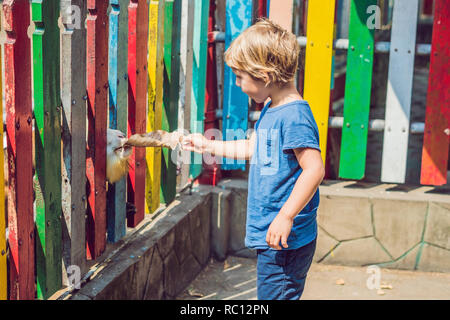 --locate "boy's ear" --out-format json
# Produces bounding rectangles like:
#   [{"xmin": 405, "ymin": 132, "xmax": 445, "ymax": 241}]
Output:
[{"xmin": 261, "ymin": 72, "xmax": 271, "ymax": 87}]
